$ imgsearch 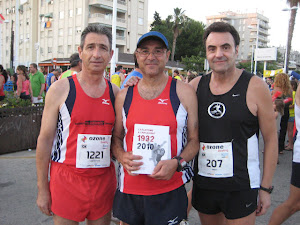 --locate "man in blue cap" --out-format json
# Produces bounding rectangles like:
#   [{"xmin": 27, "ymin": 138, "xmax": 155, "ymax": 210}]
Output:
[{"xmin": 112, "ymin": 31, "xmax": 199, "ymax": 224}]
